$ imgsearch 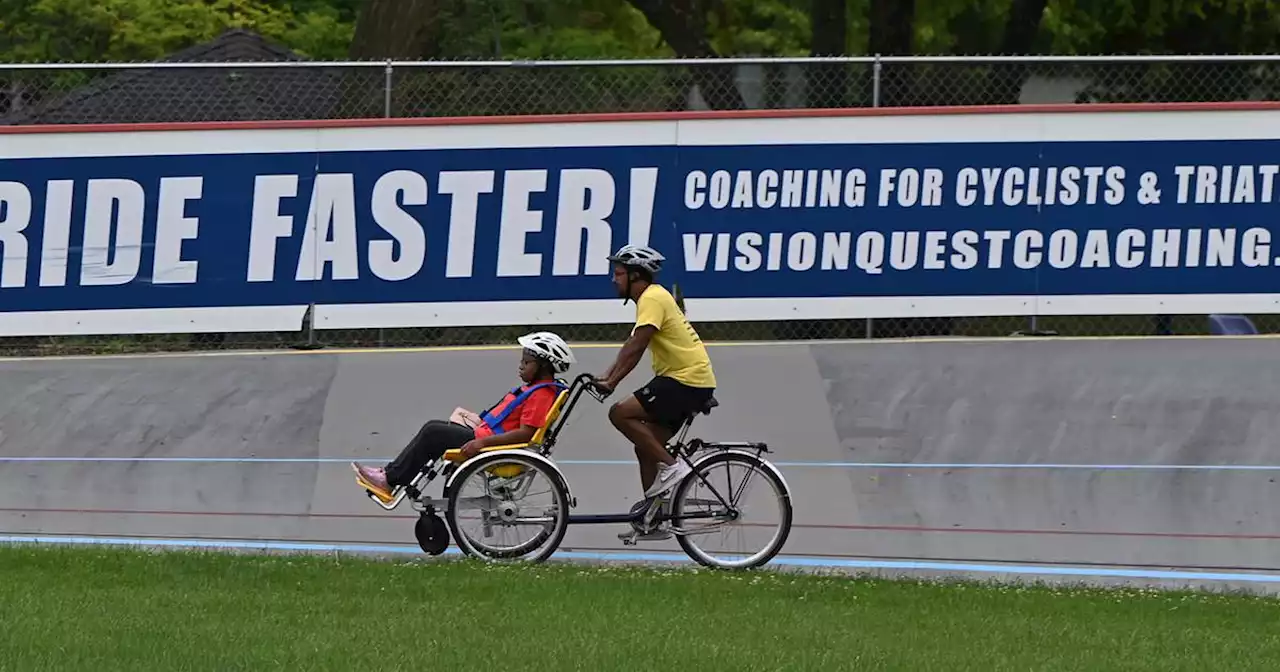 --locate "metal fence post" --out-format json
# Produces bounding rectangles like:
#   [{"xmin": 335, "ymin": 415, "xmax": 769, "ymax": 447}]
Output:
[
  {"xmin": 872, "ymin": 53, "xmax": 882, "ymax": 108},
  {"xmin": 379, "ymin": 59, "xmax": 394, "ymax": 347},
  {"xmin": 383, "ymin": 59, "xmax": 393, "ymax": 118},
  {"xmin": 866, "ymin": 54, "xmax": 883, "ymax": 340}
]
